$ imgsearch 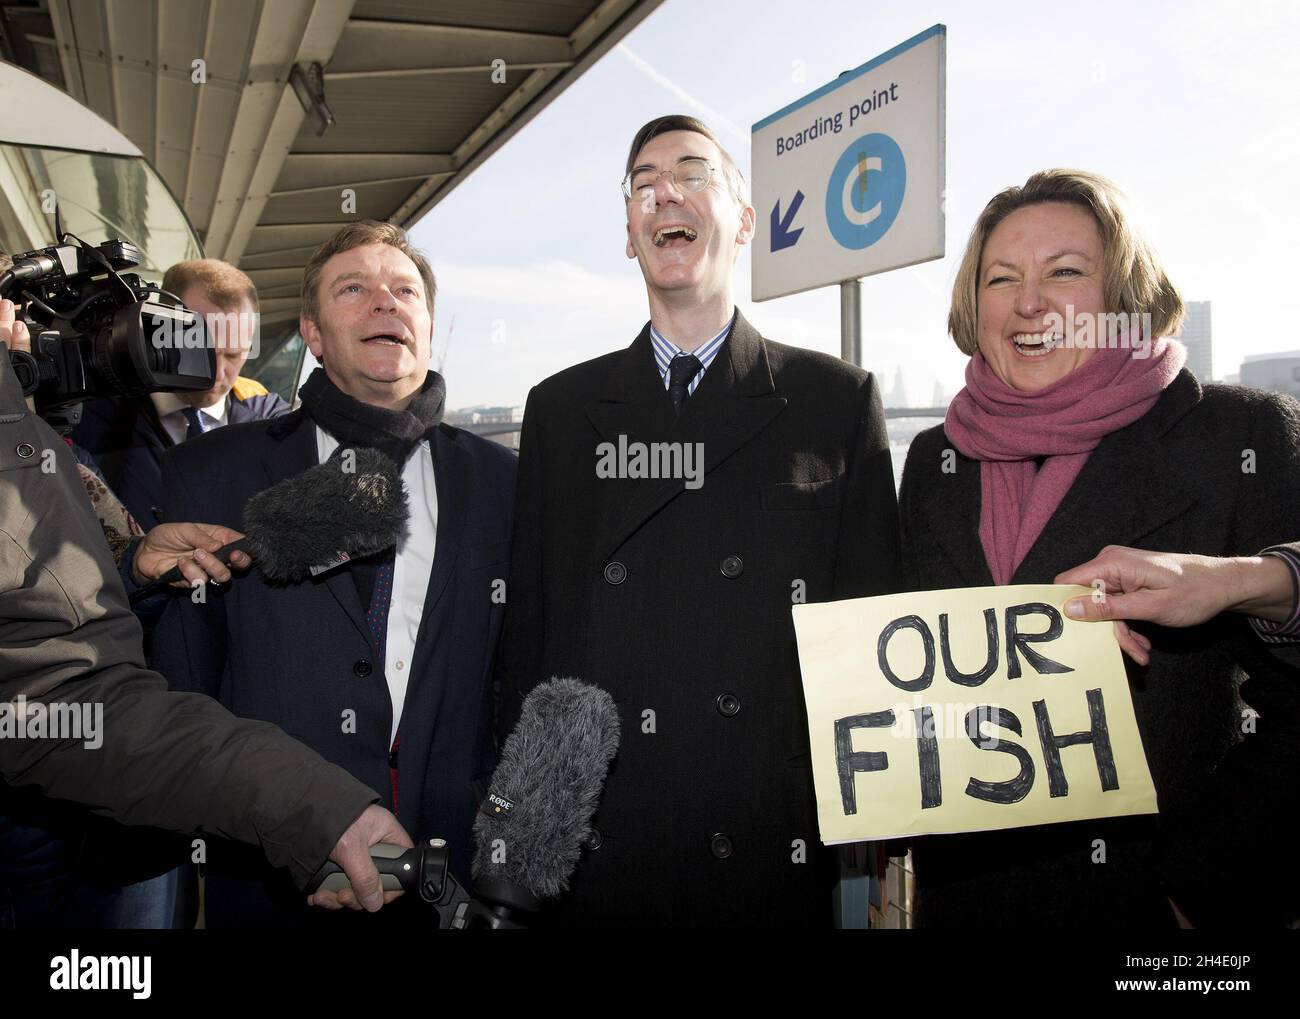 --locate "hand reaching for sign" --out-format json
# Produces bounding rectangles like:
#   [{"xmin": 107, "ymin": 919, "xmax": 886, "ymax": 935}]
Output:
[{"xmin": 1055, "ymin": 545, "xmax": 1295, "ymax": 666}]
